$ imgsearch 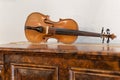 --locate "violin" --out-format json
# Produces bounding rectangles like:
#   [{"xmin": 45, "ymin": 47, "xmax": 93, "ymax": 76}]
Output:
[{"xmin": 25, "ymin": 12, "xmax": 116, "ymax": 44}]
